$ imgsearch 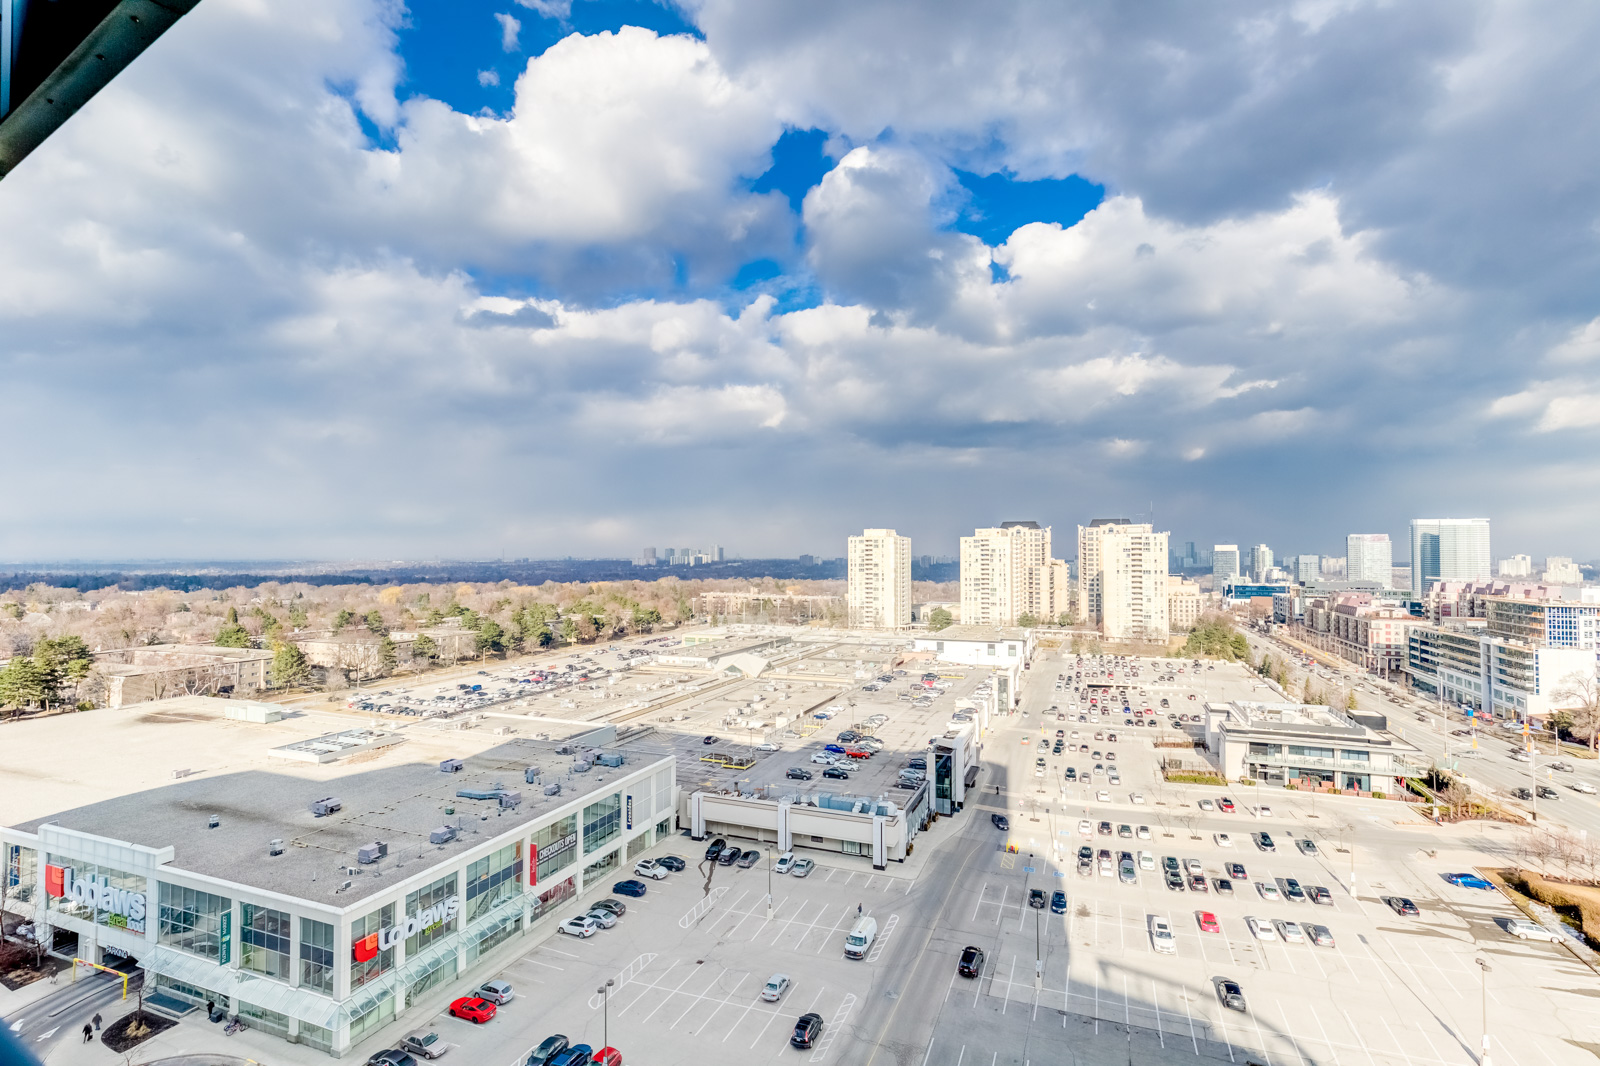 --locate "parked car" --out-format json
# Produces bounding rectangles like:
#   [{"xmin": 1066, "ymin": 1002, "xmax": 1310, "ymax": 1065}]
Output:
[
  {"xmin": 736, "ymin": 849, "xmax": 762, "ymax": 868},
  {"xmin": 1255, "ymin": 833, "xmax": 1276, "ymax": 852},
  {"xmin": 585, "ymin": 908, "xmax": 618, "ymax": 929},
  {"xmin": 1051, "ymin": 890, "xmax": 1068, "ymax": 914},
  {"xmin": 1197, "ymin": 911, "xmax": 1220, "ymax": 933},
  {"xmin": 1273, "ymin": 919, "xmax": 1305, "ymax": 943},
  {"xmin": 633, "ymin": 859, "xmax": 669, "ymax": 880},
  {"xmin": 704, "ymin": 838, "xmax": 727, "ymax": 861},
  {"xmin": 478, "ymin": 980, "xmax": 515, "ymax": 1004},
  {"xmin": 1245, "ymin": 916, "xmax": 1276, "ymax": 940},
  {"xmin": 958, "ymin": 945, "xmax": 986, "ymax": 977},
  {"xmin": 790, "ymin": 858, "xmax": 816, "ymax": 877},
  {"xmin": 547, "ymin": 1045, "xmax": 592, "ymax": 1066},
  {"xmin": 1213, "ymin": 878, "xmax": 1234, "ymax": 895},
  {"xmin": 590, "ymin": 1048, "xmax": 622, "ymax": 1066},
  {"xmin": 1282, "ymin": 878, "xmax": 1306, "ymax": 902},
  {"xmin": 524, "ymin": 1035, "xmax": 568, "ymax": 1066},
  {"xmin": 1257, "ymin": 882, "xmax": 1281, "ymax": 901},
  {"xmin": 1150, "ymin": 917, "xmax": 1176, "ymax": 954},
  {"xmin": 774, "ymin": 852, "xmax": 796, "ymax": 874},
  {"xmin": 449, "ymin": 997, "xmax": 497, "ymax": 1024},
  {"xmin": 558, "ymin": 916, "xmax": 598, "ymax": 938},
  {"xmin": 787, "ymin": 767, "xmax": 813, "ymax": 780},
  {"xmin": 1029, "ymin": 888, "xmax": 1047, "ymax": 909},
  {"xmin": 401, "ymin": 1030, "xmax": 449, "ymax": 1060},
  {"xmin": 761, "ymin": 974, "xmax": 792, "ymax": 1002},
  {"xmin": 1296, "ymin": 839, "xmax": 1318, "ymax": 855},
  {"xmin": 1214, "ymin": 833, "xmax": 1233, "ymax": 847},
  {"xmin": 1308, "ymin": 924, "xmax": 1336, "ymax": 948},
  {"xmin": 1504, "ymin": 917, "xmax": 1562, "ymax": 942},
  {"xmin": 1218, "ymin": 979, "xmax": 1247, "ymax": 1012},
  {"xmin": 590, "ymin": 898, "xmax": 626, "ymax": 918},
  {"xmin": 1226, "ymin": 862, "xmax": 1248, "ymax": 880},
  {"xmin": 368, "ymin": 1051, "xmax": 417, "ymax": 1066},
  {"xmin": 822, "ymin": 766, "xmax": 850, "ymax": 780},
  {"xmin": 702, "ymin": 736, "xmax": 718, "ymax": 745},
  {"xmin": 612, "ymin": 879, "xmax": 648, "ymax": 897},
  {"xmin": 717, "ymin": 847, "xmax": 740, "ymax": 866},
  {"xmin": 791, "ymin": 1013, "xmax": 825, "ymax": 1049},
  {"xmin": 1309, "ymin": 885, "xmax": 1332, "ymax": 905},
  {"xmin": 1383, "ymin": 896, "xmax": 1420, "ymax": 916}
]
